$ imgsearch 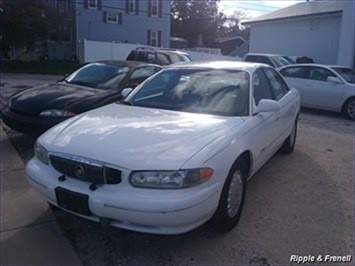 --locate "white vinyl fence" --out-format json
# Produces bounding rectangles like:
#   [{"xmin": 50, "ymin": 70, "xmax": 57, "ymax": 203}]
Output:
[{"xmin": 81, "ymin": 40, "xmax": 238, "ymax": 63}]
